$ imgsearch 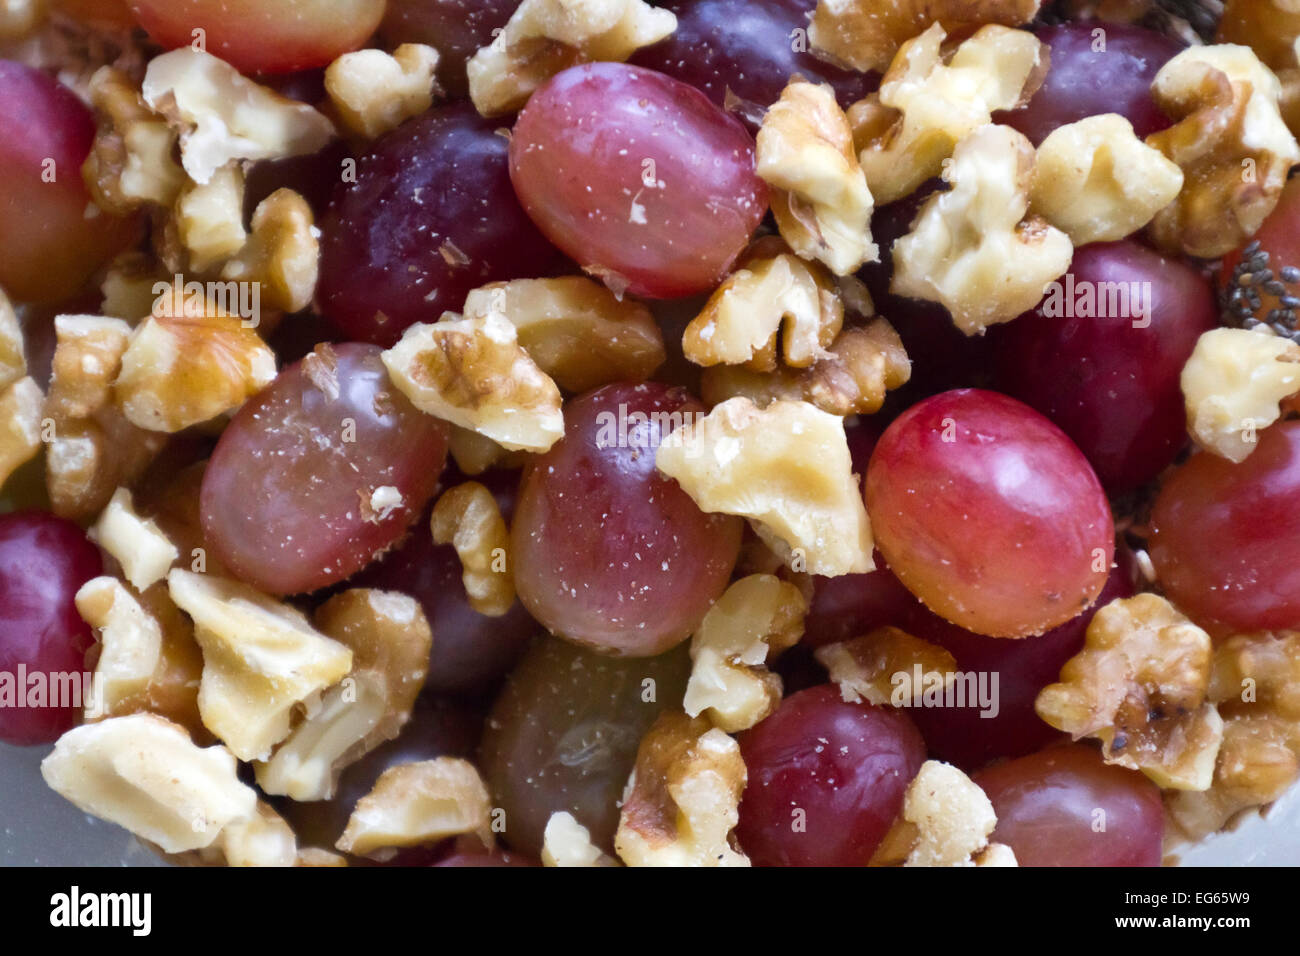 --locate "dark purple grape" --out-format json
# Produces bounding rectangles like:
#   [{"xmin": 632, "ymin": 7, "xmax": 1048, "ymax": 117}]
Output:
[{"xmin": 380, "ymin": 0, "xmax": 519, "ymax": 99}]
